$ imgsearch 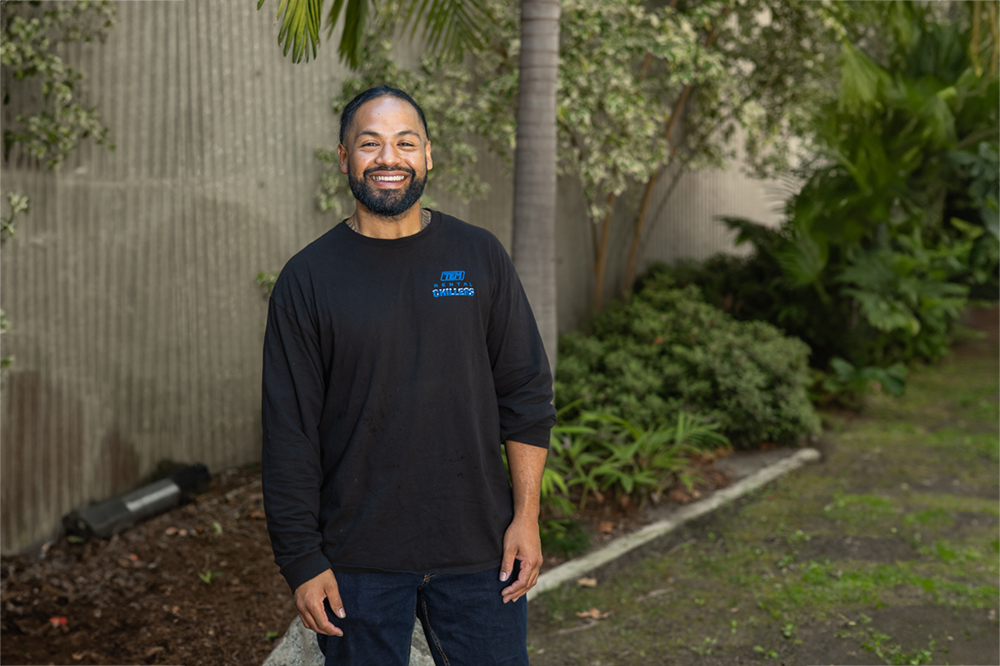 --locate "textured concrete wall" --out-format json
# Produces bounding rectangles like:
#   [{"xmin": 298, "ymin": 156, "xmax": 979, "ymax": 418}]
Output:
[{"xmin": 0, "ymin": 0, "xmax": 782, "ymax": 553}]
